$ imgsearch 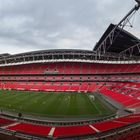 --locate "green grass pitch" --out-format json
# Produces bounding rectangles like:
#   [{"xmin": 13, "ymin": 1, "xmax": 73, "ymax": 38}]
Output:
[{"xmin": 0, "ymin": 90, "xmax": 116, "ymax": 118}]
